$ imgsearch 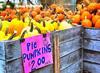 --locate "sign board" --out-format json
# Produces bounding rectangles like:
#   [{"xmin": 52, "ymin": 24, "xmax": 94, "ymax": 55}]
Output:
[{"xmin": 21, "ymin": 33, "xmax": 53, "ymax": 73}]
